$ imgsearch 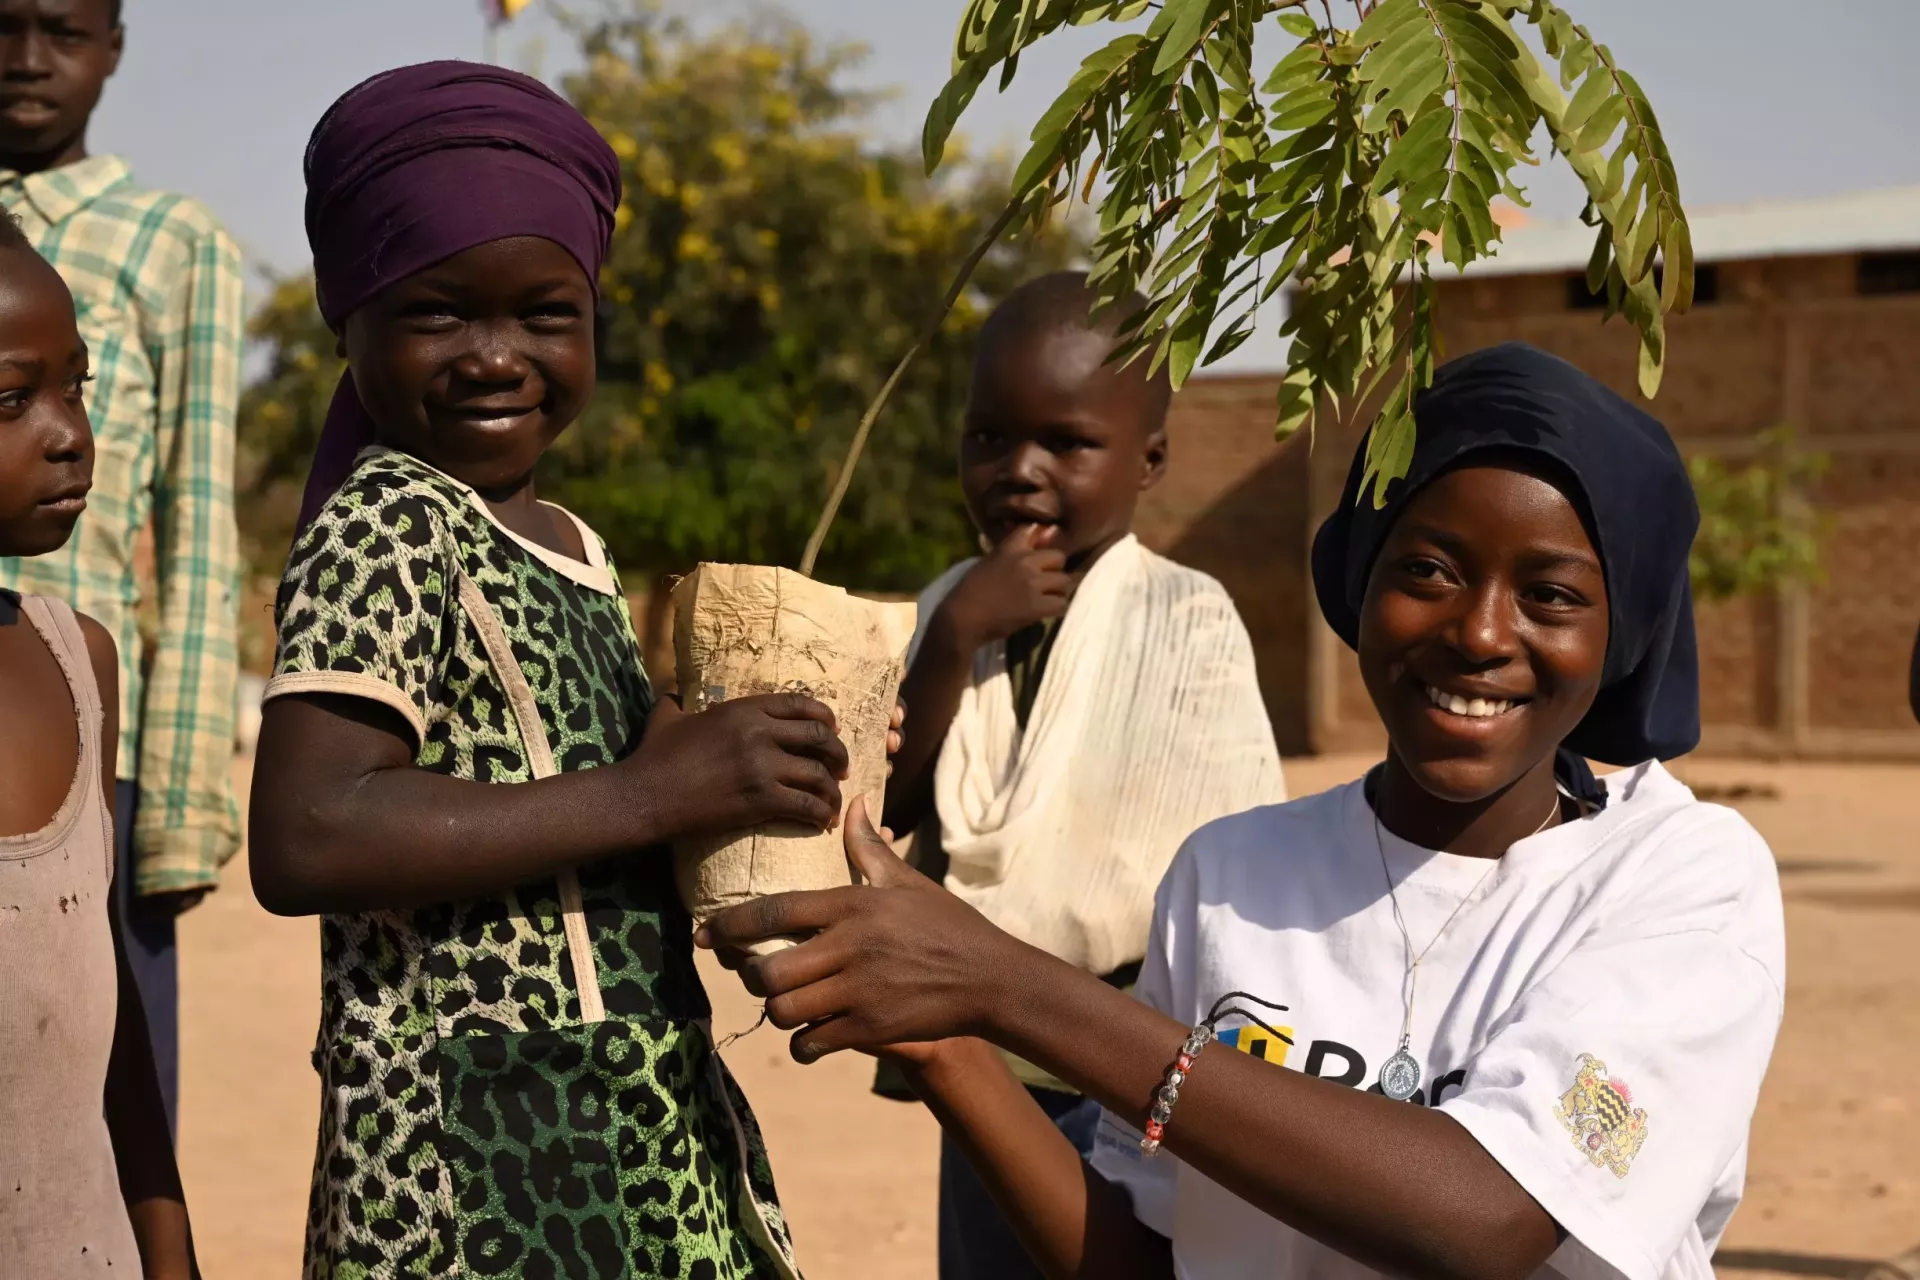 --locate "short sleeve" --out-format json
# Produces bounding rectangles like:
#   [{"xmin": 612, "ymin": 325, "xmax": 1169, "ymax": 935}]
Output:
[
  {"xmin": 1087, "ymin": 840, "xmax": 1205, "ymax": 1240},
  {"xmin": 264, "ymin": 487, "xmax": 455, "ymax": 748},
  {"xmin": 1438, "ymin": 824, "xmax": 1784, "ymax": 1280}
]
